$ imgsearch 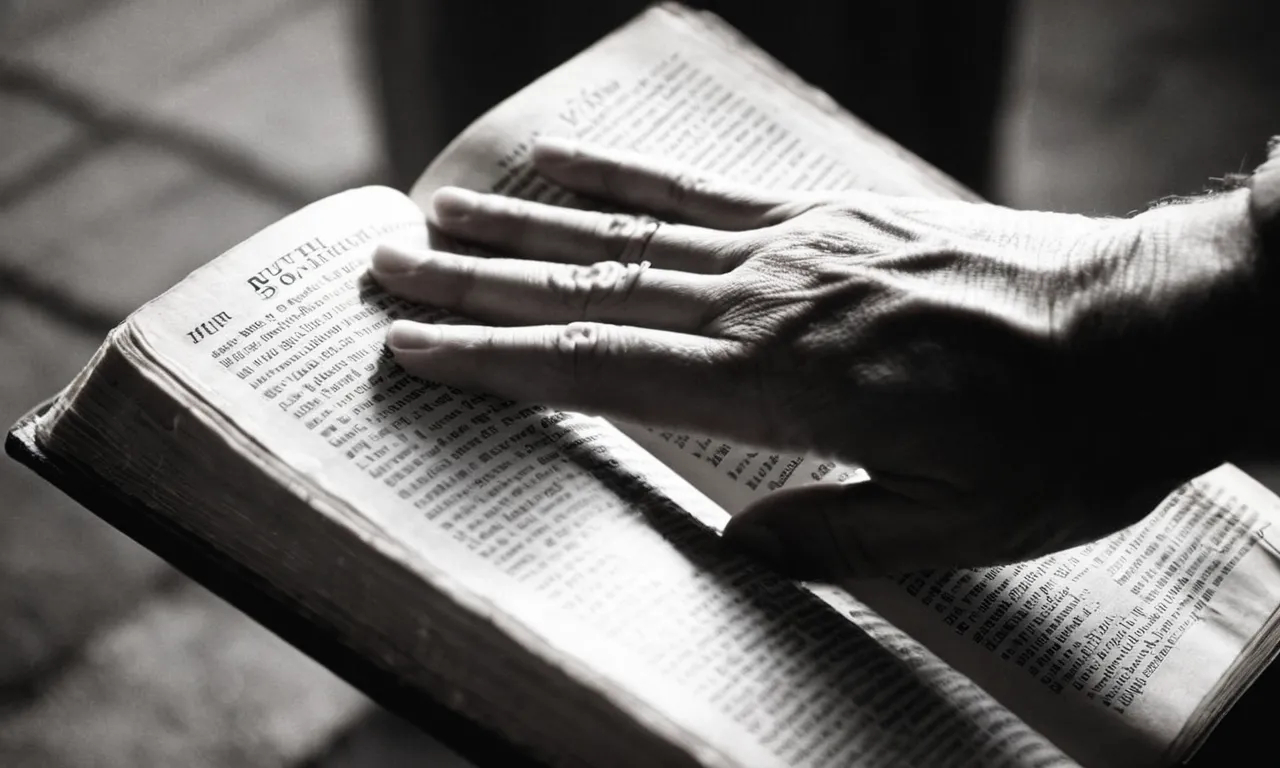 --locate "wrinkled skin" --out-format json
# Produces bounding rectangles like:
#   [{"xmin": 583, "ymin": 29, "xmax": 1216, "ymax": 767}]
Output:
[{"xmin": 371, "ymin": 137, "xmax": 1264, "ymax": 579}]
